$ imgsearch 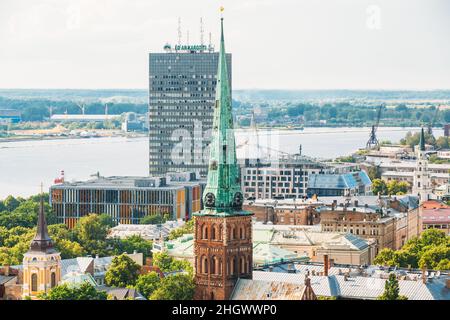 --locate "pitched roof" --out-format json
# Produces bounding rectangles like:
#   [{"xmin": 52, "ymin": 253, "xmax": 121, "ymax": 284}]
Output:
[
  {"xmin": 101, "ymin": 287, "xmax": 146, "ymax": 300},
  {"xmin": 28, "ymin": 194, "xmax": 56, "ymax": 254},
  {"xmin": 248, "ymin": 266, "xmax": 450, "ymax": 300}
]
